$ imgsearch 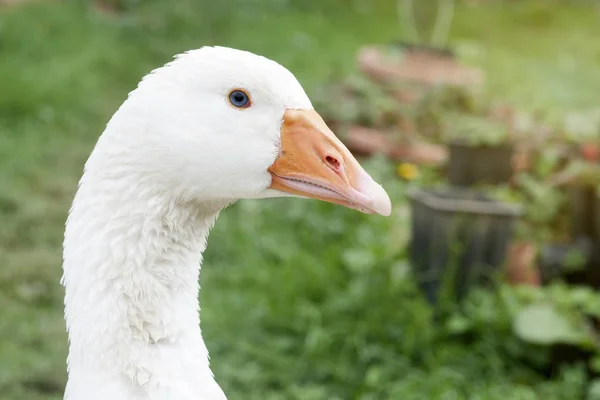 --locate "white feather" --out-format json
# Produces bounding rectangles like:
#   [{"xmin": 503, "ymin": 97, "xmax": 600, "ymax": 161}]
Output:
[{"xmin": 62, "ymin": 46, "xmax": 312, "ymax": 400}]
